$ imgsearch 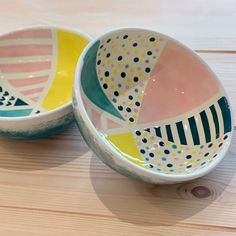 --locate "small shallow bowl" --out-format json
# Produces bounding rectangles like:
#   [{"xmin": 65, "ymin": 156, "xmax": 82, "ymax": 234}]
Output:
[
  {"xmin": 0, "ymin": 26, "xmax": 90, "ymax": 139},
  {"xmin": 73, "ymin": 28, "xmax": 233, "ymax": 184}
]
